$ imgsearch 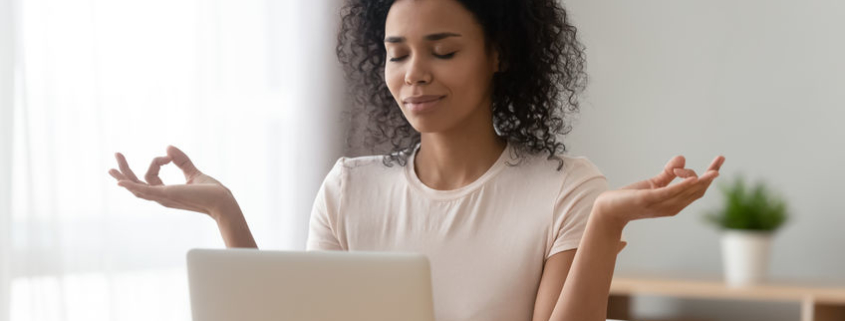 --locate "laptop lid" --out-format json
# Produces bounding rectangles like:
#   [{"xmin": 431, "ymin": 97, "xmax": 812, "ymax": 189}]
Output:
[{"xmin": 186, "ymin": 249, "xmax": 435, "ymax": 321}]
